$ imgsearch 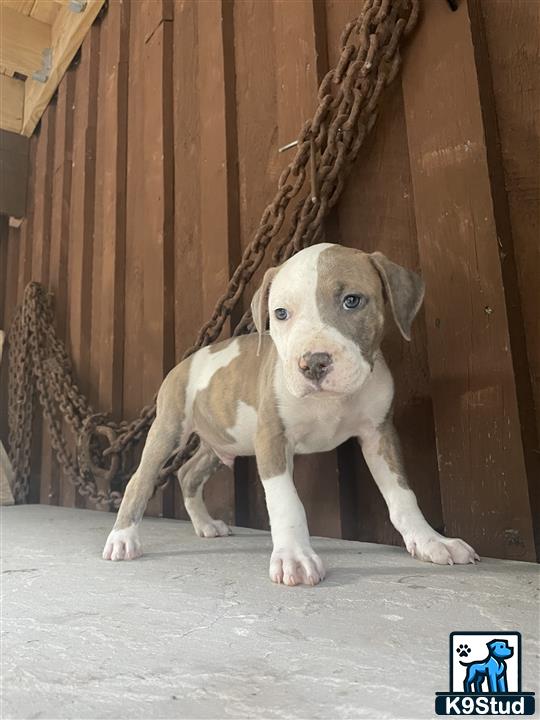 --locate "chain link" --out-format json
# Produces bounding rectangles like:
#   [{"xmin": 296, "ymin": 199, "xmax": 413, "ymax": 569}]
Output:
[{"xmin": 6, "ymin": 0, "xmax": 419, "ymax": 506}]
